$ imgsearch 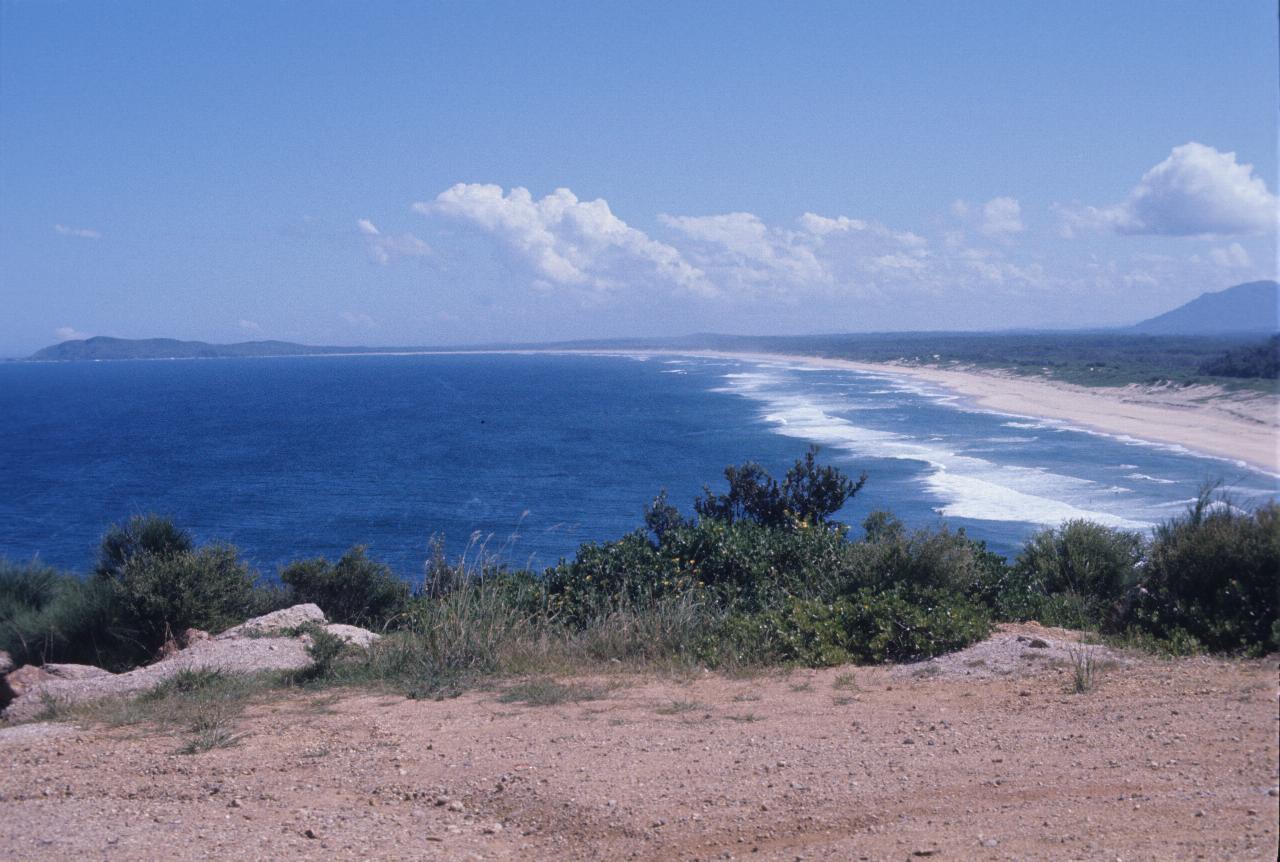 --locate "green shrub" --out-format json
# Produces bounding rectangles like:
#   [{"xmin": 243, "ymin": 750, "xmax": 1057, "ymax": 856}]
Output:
[
  {"xmin": 665, "ymin": 519, "xmax": 855, "ymax": 608},
  {"xmin": 279, "ymin": 546, "xmax": 409, "ymax": 628},
  {"xmin": 105, "ymin": 543, "xmax": 258, "ymax": 650},
  {"xmin": 545, "ymin": 518, "xmax": 858, "ymax": 625},
  {"xmin": 0, "ymin": 560, "xmax": 133, "ymax": 669},
  {"xmin": 694, "ymin": 446, "xmax": 866, "ymax": 529},
  {"xmin": 1127, "ymin": 492, "xmax": 1279, "ymax": 654},
  {"xmin": 95, "ymin": 514, "xmax": 193, "ymax": 579},
  {"xmin": 856, "ymin": 512, "xmax": 1007, "ymax": 596},
  {"xmin": 293, "ymin": 626, "xmax": 348, "ymax": 683},
  {"xmin": 717, "ymin": 587, "xmax": 991, "ymax": 667},
  {"xmin": 643, "ymin": 489, "xmax": 685, "ymax": 543},
  {"xmin": 544, "ymin": 530, "xmax": 676, "ymax": 626},
  {"xmin": 0, "ymin": 559, "xmax": 61, "ymax": 614},
  {"xmin": 1015, "ymin": 520, "xmax": 1143, "ymax": 610}
]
